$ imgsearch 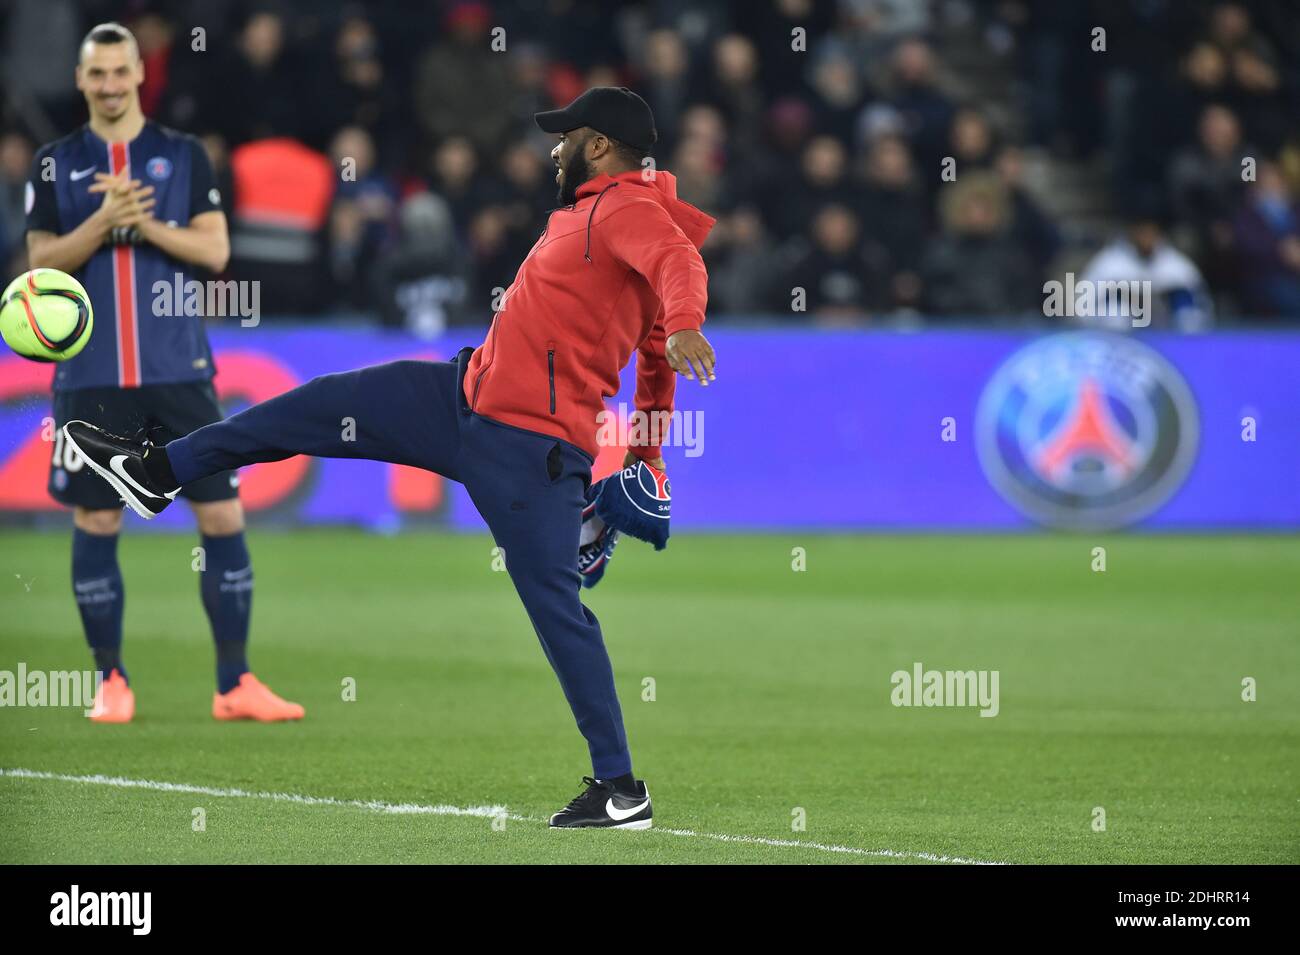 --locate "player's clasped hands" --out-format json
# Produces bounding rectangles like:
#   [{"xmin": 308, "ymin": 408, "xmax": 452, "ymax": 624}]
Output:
[
  {"xmin": 89, "ymin": 171, "xmax": 156, "ymax": 230},
  {"xmin": 666, "ymin": 329, "xmax": 717, "ymax": 386}
]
